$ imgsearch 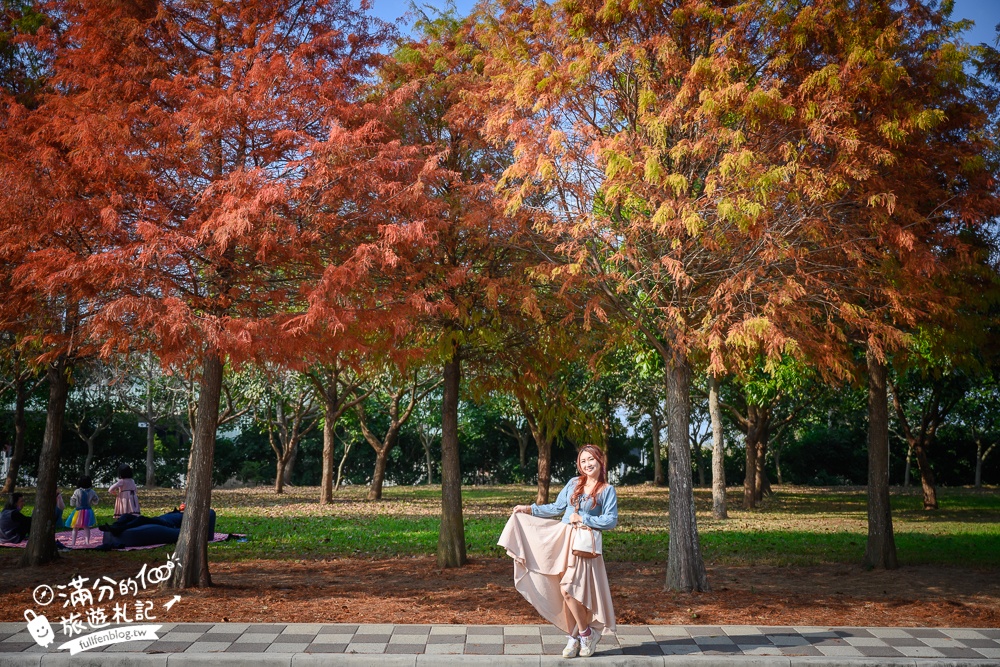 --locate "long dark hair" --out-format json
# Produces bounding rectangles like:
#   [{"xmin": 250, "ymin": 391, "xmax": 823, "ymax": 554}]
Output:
[{"xmin": 570, "ymin": 445, "xmax": 608, "ymax": 510}]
